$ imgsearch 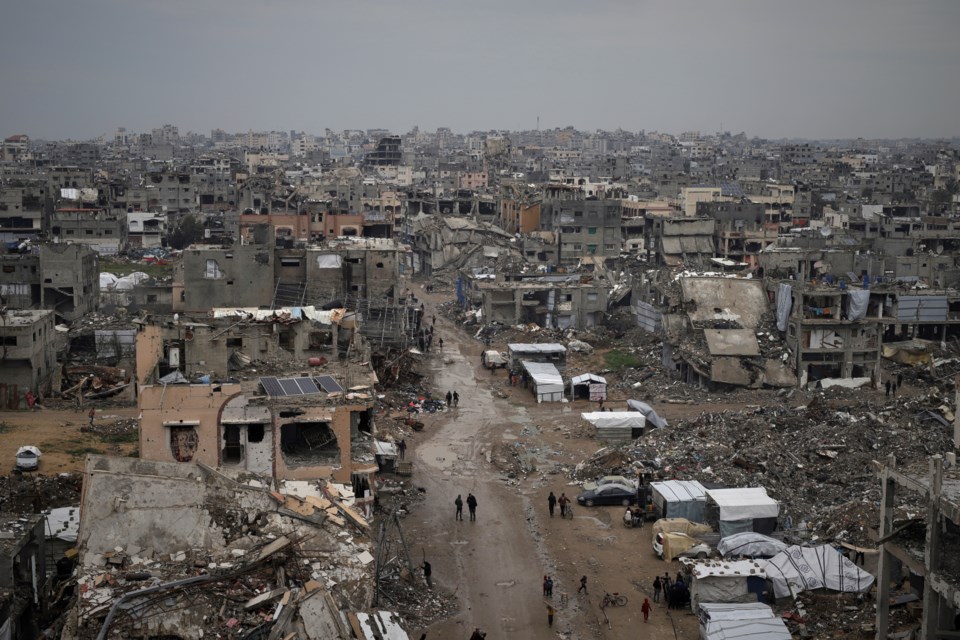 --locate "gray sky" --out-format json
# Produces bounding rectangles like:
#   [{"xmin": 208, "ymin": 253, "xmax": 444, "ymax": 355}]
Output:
[{"xmin": 2, "ymin": 0, "xmax": 958, "ymax": 140}]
